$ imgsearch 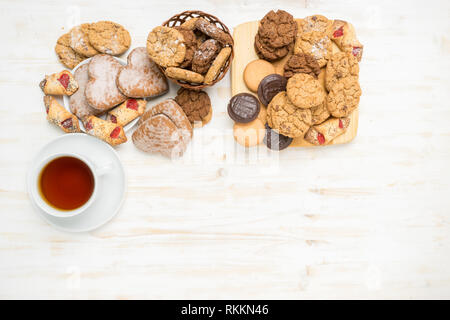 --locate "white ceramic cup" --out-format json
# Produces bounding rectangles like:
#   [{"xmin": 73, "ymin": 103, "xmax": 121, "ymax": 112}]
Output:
[{"xmin": 30, "ymin": 152, "xmax": 111, "ymax": 218}]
